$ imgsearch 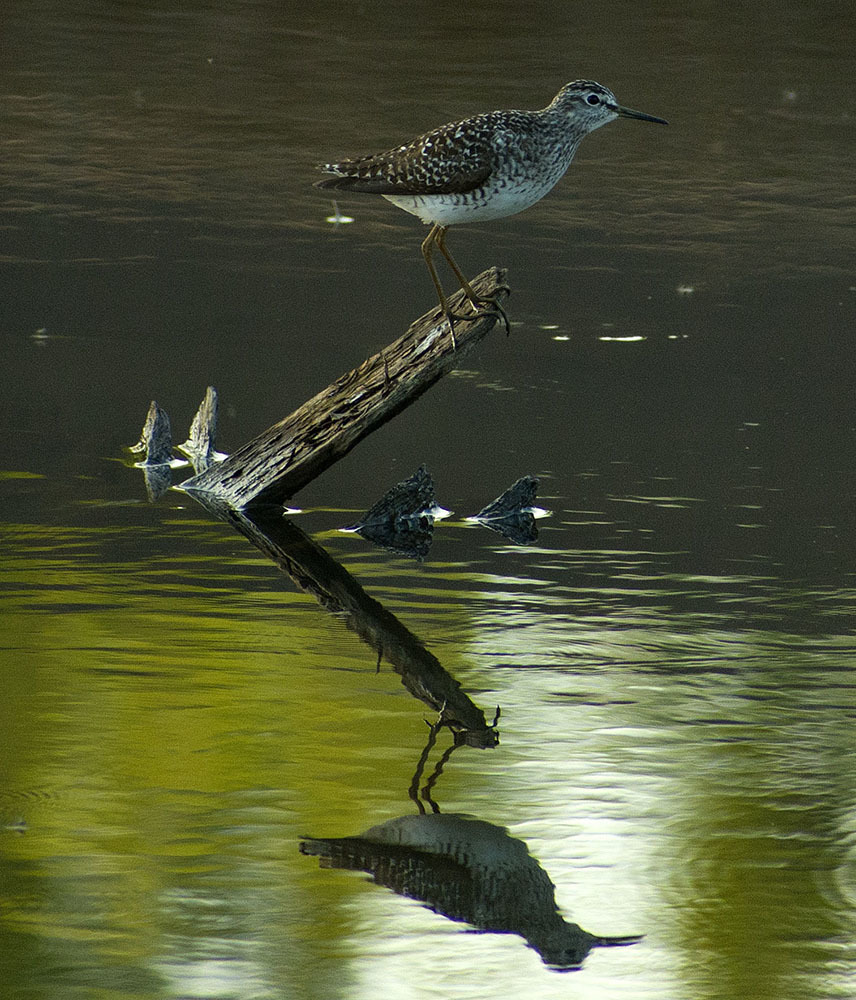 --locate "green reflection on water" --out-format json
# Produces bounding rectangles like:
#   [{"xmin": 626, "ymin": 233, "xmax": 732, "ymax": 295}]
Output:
[
  {"xmin": 3, "ymin": 512, "xmax": 856, "ymax": 999},
  {"xmin": 2, "ymin": 522, "xmax": 474, "ymax": 1000}
]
